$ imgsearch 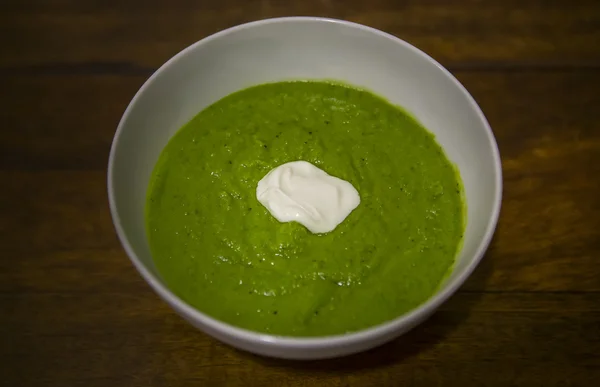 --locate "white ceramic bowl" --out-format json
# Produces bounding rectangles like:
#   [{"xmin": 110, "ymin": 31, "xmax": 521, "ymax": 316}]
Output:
[{"xmin": 108, "ymin": 17, "xmax": 502, "ymax": 360}]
